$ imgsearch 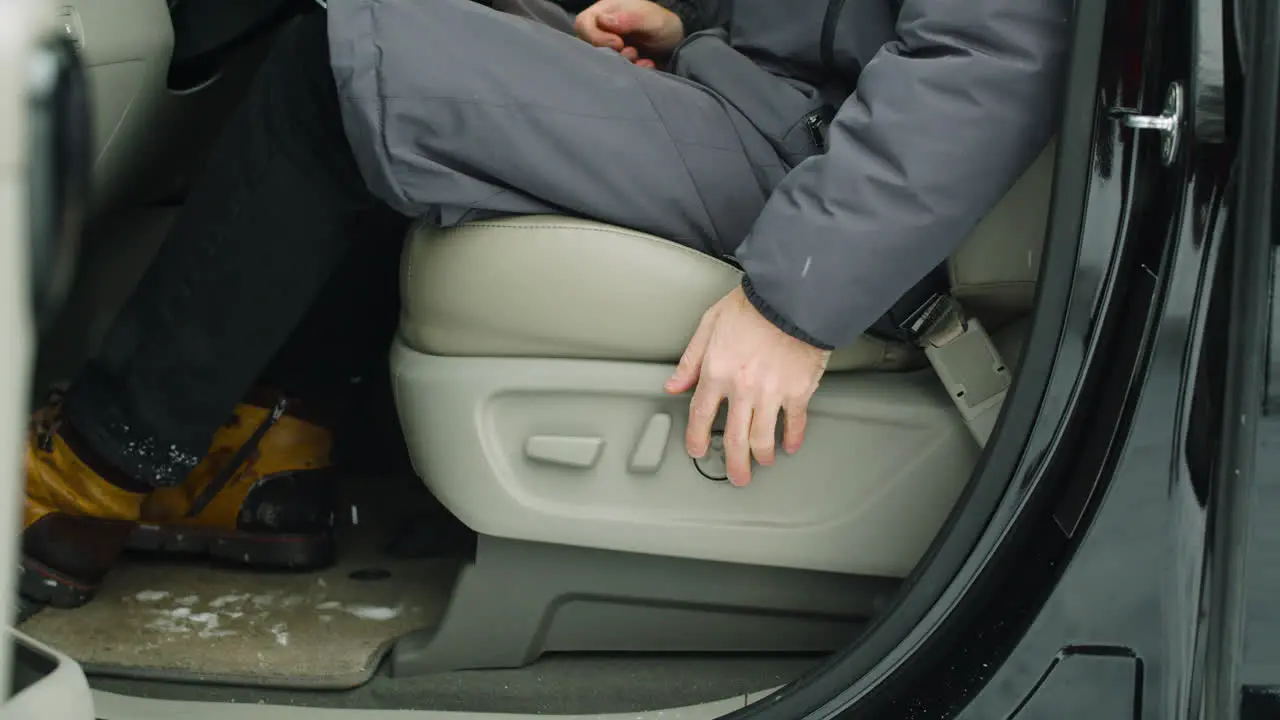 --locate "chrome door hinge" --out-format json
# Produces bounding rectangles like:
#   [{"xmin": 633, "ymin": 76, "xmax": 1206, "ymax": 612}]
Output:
[{"xmin": 1112, "ymin": 82, "xmax": 1184, "ymax": 166}]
